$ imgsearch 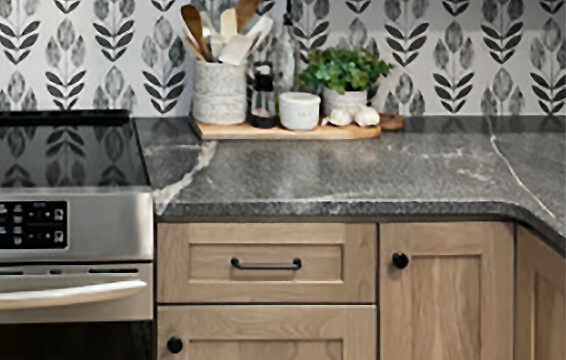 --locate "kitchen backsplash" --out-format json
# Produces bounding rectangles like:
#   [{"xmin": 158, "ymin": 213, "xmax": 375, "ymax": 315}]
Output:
[{"xmin": 0, "ymin": 0, "xmax": 563, "ymax": 117}]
